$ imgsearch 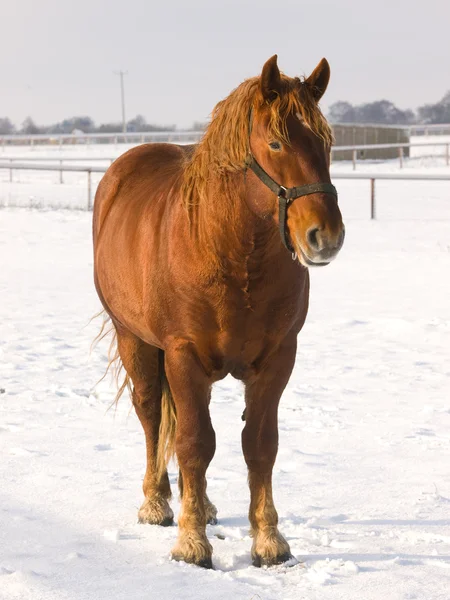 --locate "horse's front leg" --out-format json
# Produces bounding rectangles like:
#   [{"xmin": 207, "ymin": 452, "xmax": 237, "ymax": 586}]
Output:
[
  {"xmin": 242, "ymin": 338, "xmax": 297, "ymax": 567},
  {"xmin": 165, "ymin": 341, "xmax": 216, "ymax": 568}
]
